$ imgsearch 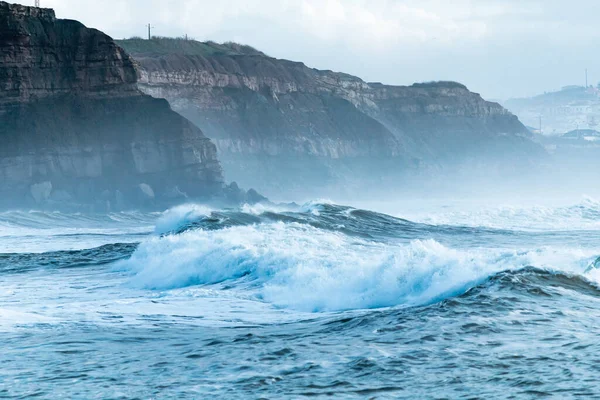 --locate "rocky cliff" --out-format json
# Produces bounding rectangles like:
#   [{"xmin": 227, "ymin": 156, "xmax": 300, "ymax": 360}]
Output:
[
  {"xmin": 0, "ymin": 2, "xmax": 227, "ymax": 210},
  {"xmin": 119, "ymin": 38, "xmax": 543, "ymax": 198}
]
